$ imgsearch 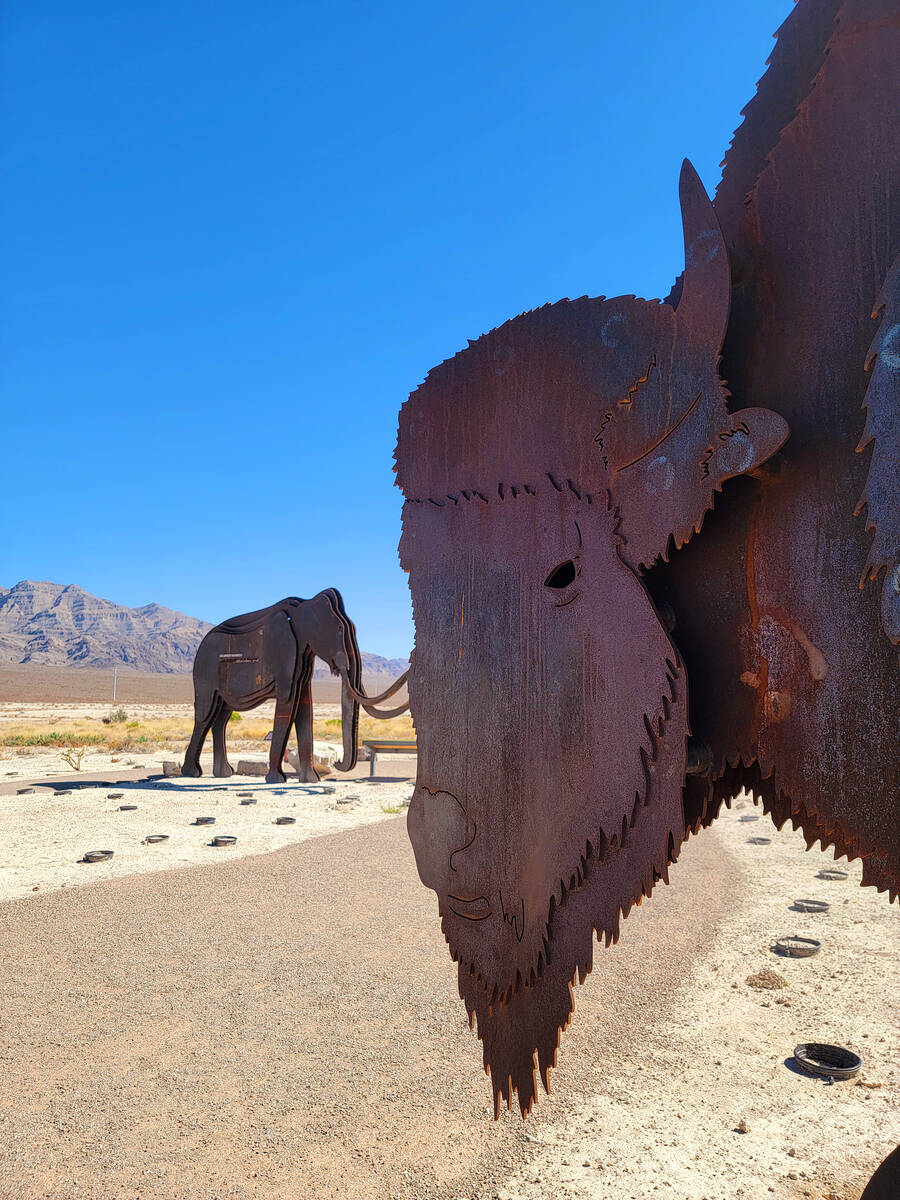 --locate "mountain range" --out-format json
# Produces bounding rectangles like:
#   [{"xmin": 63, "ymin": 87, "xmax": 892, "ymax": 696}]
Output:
[{"xmin": 0, "ymin": 581, "xmax": 409, "ymax": 680}]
